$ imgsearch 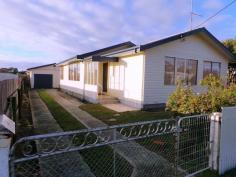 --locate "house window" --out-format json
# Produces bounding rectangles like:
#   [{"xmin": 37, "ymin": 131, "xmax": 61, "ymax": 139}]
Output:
[
  {"xmin": 85, "ymin": 62, "xmax": 97, "ymax": 85},
  {"xmin": 164, "ymin": 57, "xmax": 198, "ymax": 85},
  {"xmin": 60, "ymin": 66, "xmax": 64, "ymax": 80},
  {"xmin": 69, "ymin": 64, "xmax": 73, "ymax": 80},
  {"xmin": 164, "ymin": 57, "xmax": 175, "ymax": 85},
  {"xmin": 203, "ymin": 61, "xmax": 221, "ymax": 78},
  {"xmin": 68, "ymin": 63, "xmax": 80, "ymax": 81},
  {"xmin": 186, "ymin": 59, "xmax": 198, "ymax": 85},
  {"xmin": 74, "ymin": 63, "xmax": 80, "ymax": 81}
]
